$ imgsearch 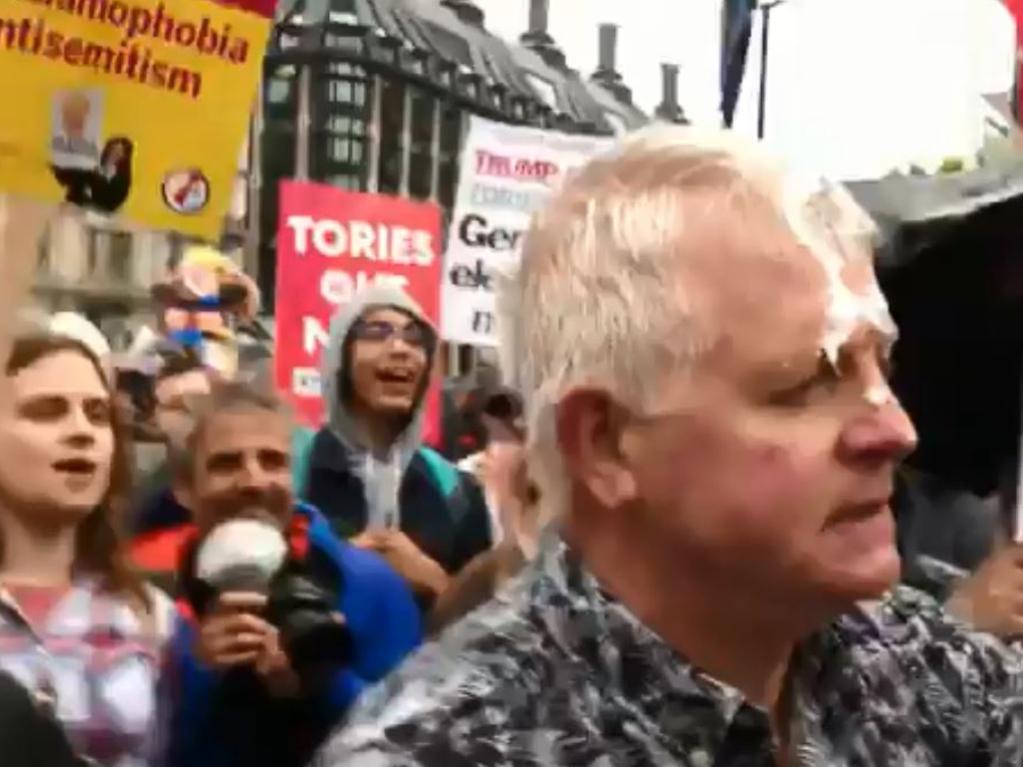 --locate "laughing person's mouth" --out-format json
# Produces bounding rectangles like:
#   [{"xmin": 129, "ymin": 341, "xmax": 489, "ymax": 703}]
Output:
[
  {"xmin": 53, "ymin": 457, "xmax": 97, "ymax": 476},
  {"xmin": 376, "ymin": 367, "xmax": 416, "ymax": 385}
]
